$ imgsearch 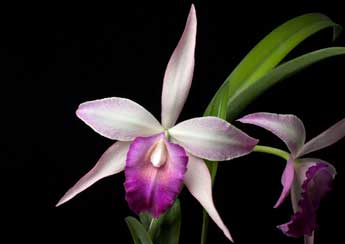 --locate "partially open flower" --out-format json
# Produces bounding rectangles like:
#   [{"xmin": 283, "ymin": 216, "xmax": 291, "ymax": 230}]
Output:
[{"xmin": 239, "ymin": 112, "xmax": 344, "ymax": 242}]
